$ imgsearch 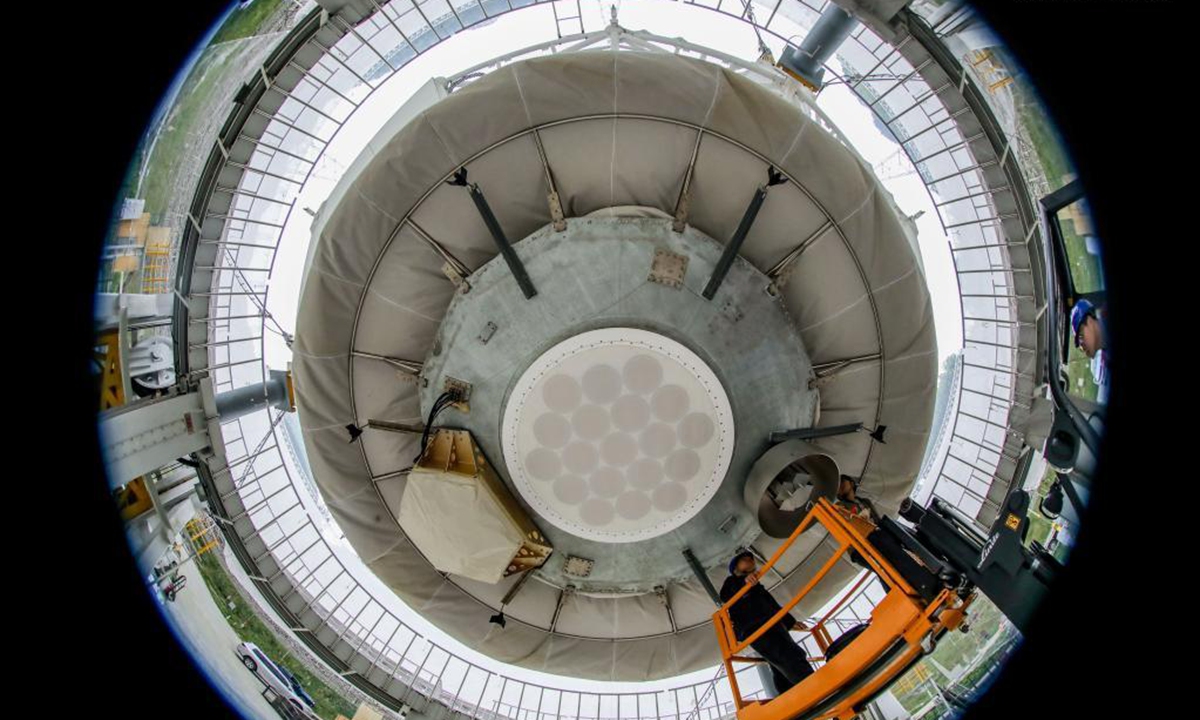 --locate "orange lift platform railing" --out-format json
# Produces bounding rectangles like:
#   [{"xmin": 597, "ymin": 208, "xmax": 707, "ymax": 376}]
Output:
[{"xmin": 713, "ymin": 498, "xmax": 976, "ymax": 720}]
